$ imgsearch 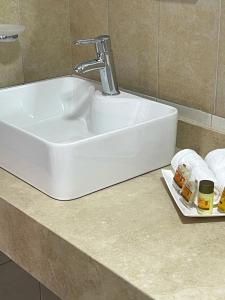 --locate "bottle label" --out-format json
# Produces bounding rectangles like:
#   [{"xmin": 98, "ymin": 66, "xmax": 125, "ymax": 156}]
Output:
[
  {"xmin": 174, "ymin": 169, "xmax": 185, "ymax": 188},
  {"xmin": 181, "ymin": 185, "xmax": 192, "ymax": 202},
  {"xmin": 198, "ymin": 197, "xmax": 210, "ymax": 210}
]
